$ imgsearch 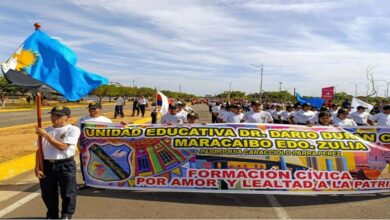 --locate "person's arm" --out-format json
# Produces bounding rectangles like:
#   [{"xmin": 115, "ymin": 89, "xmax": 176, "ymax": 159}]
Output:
[
  {"xmin": 267, "ymin": 113, "xmax": 274, "ymax": 123},
  {"xmin": 36, "ymin": 127, "xmax": 69, "ymax": 150},
  {"xmin": 289, "ymin": 115, "xmax": 295, "ymax": 124}
]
